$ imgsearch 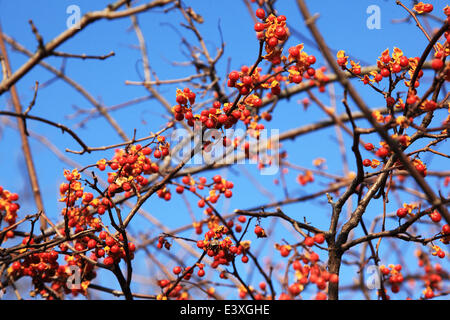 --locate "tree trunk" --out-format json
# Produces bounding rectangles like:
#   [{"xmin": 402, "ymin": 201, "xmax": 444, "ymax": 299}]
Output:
[{"xmin": 327, "ymin": 248, "xmax": 342, "ymax": 300}]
